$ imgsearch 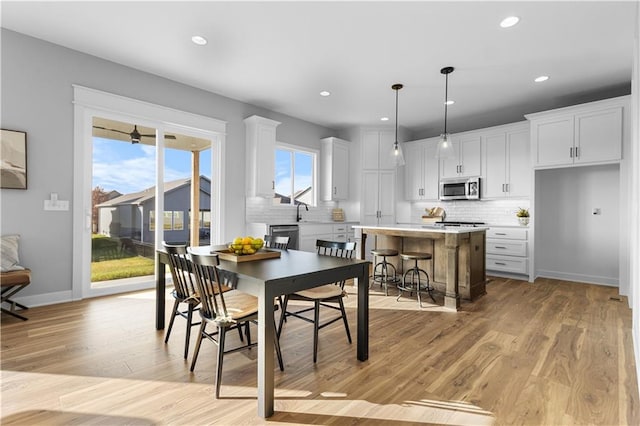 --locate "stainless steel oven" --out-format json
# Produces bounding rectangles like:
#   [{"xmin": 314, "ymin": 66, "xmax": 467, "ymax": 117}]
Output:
[{"xmin": 268, "ymin": 225, "xmax": 299, "ymax": 250}]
